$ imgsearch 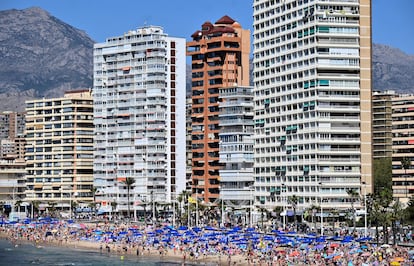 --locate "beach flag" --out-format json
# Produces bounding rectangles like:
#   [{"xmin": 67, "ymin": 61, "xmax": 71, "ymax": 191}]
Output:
[{"xmin": 188, "ymin": 197, "xmax": 197, "ymax": 204}]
